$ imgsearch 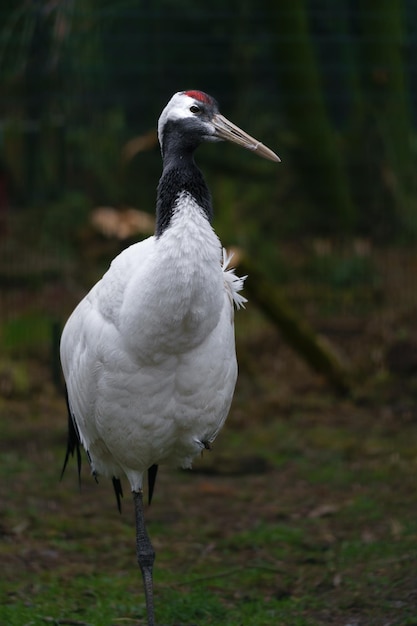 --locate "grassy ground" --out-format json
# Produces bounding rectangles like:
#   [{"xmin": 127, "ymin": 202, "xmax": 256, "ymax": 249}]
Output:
[{"xmin": 1, "ymin": 245, "xmax": 417, "ymax": 625}]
